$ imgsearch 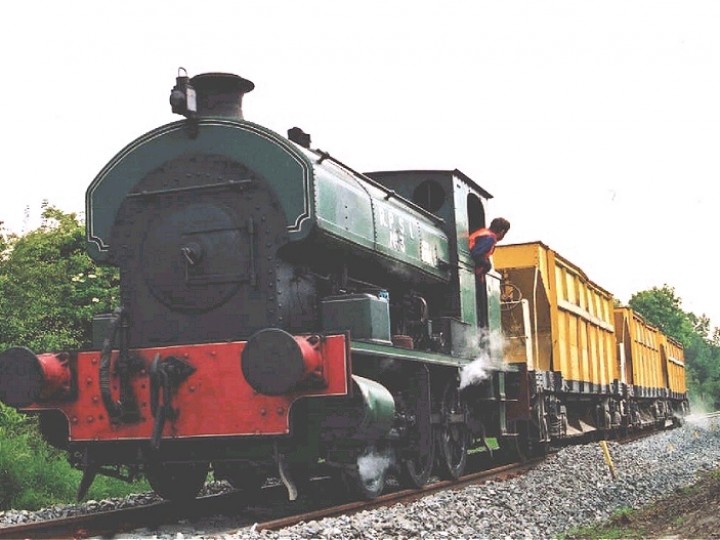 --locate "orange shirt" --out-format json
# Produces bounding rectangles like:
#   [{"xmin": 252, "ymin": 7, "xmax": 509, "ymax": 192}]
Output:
[{"xmin": 469, "ymin": 228, "xmax": 498, "ymax": 256}]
